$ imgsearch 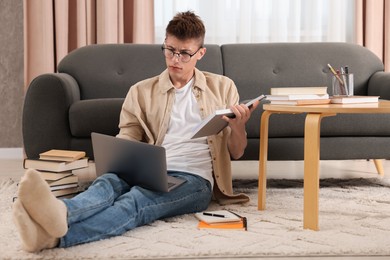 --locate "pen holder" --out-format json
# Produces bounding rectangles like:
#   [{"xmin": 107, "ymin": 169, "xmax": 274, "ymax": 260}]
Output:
[{"xmin": 332, "ymin": 73, "xmax": 354, "ymax": 96}]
